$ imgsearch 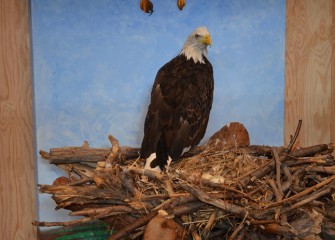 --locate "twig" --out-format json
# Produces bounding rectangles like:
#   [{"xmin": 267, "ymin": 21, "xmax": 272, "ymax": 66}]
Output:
[
  {"xmin": 262, "ymin": 223, "xmax": 295, "ymax": 237},
  {"xmin": 67, "ymin": 177, "xmax": 93, "ymax": 186},
  {"xmin": 60, "ymin": 163, "xmax": 95, "ymax": 178},
  {"xmin": 249, "ymin": 219, "xmax": 279, "ymax": 225},
  {"xmin": 201, "ymin": 180, "xmax": 256, "ymax": 202},
  {"xmin": 228, "ymin": 212, "xmax": 248, "ymax": 240},
  {"xmin": 39, "ymin": 150, "xmax": 50, "ymax": 159},
  {"xmin": 126, "ymin": 166, "xmax": 165, "ymax": 181},
  {"xmin": 191, "ymin": 230, "xmax": 202, "ymax": 240},
  {"xmin": 170, "ymin": 192, "xmax": 244, "ymax": 208},
  {"xmin": 180, "ymin": 183, "xmax": 249, "ymax": 218},
  {"xmin": 108, "ymin": 209, "xmax": 159, "ymax": 240},
  {"xmin": 282, "ymin": 163, "xmax": 293, "ymax": 184},
  {"xmin": 32, "ymin": 217, "xmax": 93, "ymax": 227},
  {"xmin": 152, "ymin": 191, "xmax": 243, "ymax": 213},
  {"xmin": 286, "ymin": 119, "xmax": 302, "ymax": 152},
  {"xmin": 70, "ymin": 205, "xmax": 135, "ymax": 216},
  {"xmin": 106, "ymin": 134, "xmax": 120, "ymax": 168},
  {"xmin": 119, "ymin": 171, "xmax": 142, "ymax": 198},
  {"xmin": 171, "ymin": 201, "xmax": 206, "ymax": 216},
  {"xmin": 119, "ymin": 146, "xmax": 141, "ymax": 161},
  {"xmin": 305, "ymin": 166, "xmax": 335, "ymax": 175},
  {"xmin": 272, "ymin": 147, "xmax": 283, "ymax": 195},
  {"xmin": 237, "ymin": 161, "xmax": 274, "ymax": 186},
  {"xmin": 265, "ymin": 175, "xmax": 335, "ymax": 208},
  {"xmin": 266, "ymin": 178, "xmax": 282, "ymax": 202},
  {"xmin": 238, "ymin": 144, "xmax": 334, "ymax": 186},
  {"xmin": 55, "ymin": 199, "xmax": 127, "ymax": 210},
  {"xmin": 281, "ymin": 163, "xmax": 293, "ymax": 192},
  {"xmin": 266, "ymin": 178, "xmax": 282, "ymax": 221},
  {"xmin": 129, "ymin": 230, "xmax": 144, "ymax": 240},
  {"xmin": 204, "ymin": 210, "xmax": 217, "ymax": 232},
  {"xmin": 163, "ymin": 178, "xmax": 175, "ymax": 196},
  {"xmin": 286, "ymin": 144, "xmax": 334, "ymax": 159},
  {"xmin": 286, "ymin": 158, "xmax": 327, "ymax": 166},
  {"xmin": 236, "ymin": 228, "xmax": 246, "ymax": 240},
  {"xmin": 284, "ymin": 186, "xmax": 331, "ymax": 212},
  {"xmin": 126, "ymin": 166, "xmax": 175, "ymax": 195}
]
